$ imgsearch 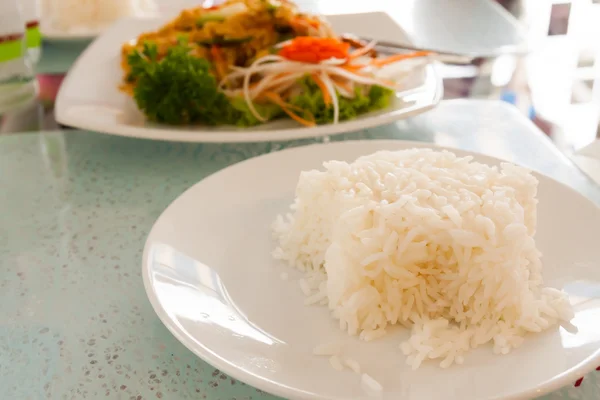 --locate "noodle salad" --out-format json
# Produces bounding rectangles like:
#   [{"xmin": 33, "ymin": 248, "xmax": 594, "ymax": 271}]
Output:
[{"xmin": 121, "ymin": 0, "xmax": 431, "ymax": 127}]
